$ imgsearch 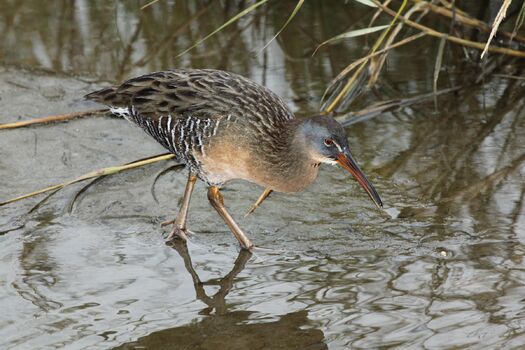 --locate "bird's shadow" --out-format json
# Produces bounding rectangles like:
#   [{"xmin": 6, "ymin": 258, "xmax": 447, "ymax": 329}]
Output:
[{"xmin": 166, "ymin": 239, "xmax": 252, "ymax": 315}]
